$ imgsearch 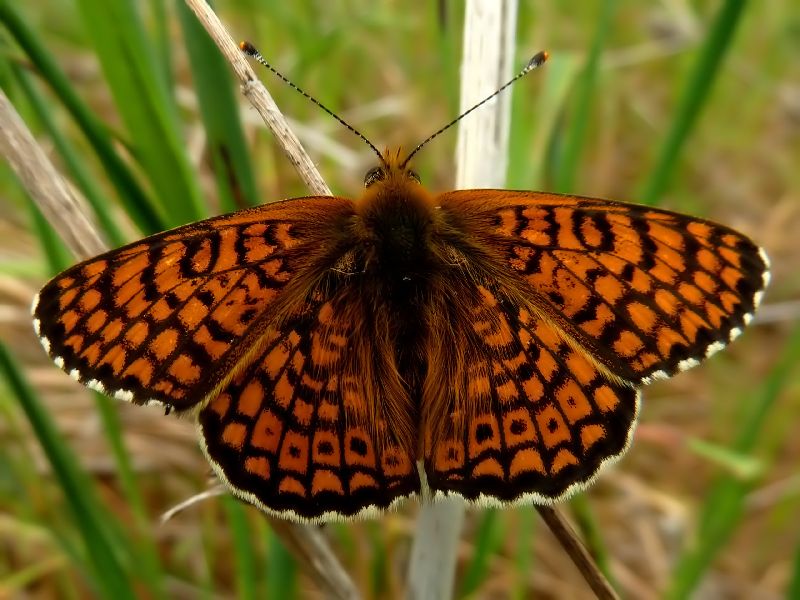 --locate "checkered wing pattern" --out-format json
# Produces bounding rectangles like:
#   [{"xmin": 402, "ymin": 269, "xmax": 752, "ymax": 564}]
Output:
[
  {"xmin": 33, "ymin": 196, "xmax": 420, "ymax": 521},
  {"xmin": 422, "ymin": 281, "xmax": 639, "ymax": 504},
  {"xmin": 422, "ymin": 190, "xmax": 768, "ymax": 505},
  {"xmin": 198, "ymin": 290, "xmax": 419, "ymax": 521},
  {"xmin": 31, "ymin": 197, "xmax": 354, "ymax": 411},
  {"xmin": 438, "ymin": 190, "xmax": 769, "ymax": 385}
]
